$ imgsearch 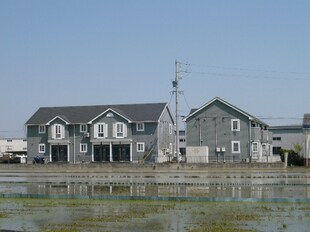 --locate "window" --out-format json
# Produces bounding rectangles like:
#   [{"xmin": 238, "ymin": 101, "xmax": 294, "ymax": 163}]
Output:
[
  {"xmin": 80, "ymin": 124, "xmax": 87, "ymax": 133},
  {"xmin": 136, "ymin": 122, "xmax": 144, "ymax": 131},
  {"xmin": 273, "ymin": 146, "xmax": 281, "ymax": 155},
  {"xmin": 231, "ymin": 119, "xmax": 240, "ymax": 131},
  {"xmin": 232, "ymin": 141, "xmax": 240, "ymax": 153},
  {"xmin": 252, "ymin": 142, "xmax": 259, "ymax": 152},
  {"xmin": 52, "ymin": 124, "xmax": 64, "ymax": 139},
  {"xmin": 116, "ymin": 123, "xmax": 124, "ymax": 138},
  {"xmin": 80, "ymin": 143, "xmax": 87, "ymax": 153},
  {"xmin": 113, "ymin": 123, "xmax": 127, "ymax": 138},
  {"xmin": 169, "ymin": 124, "xmax": 173, "ymax": 134},
  {"xmin": 273, "ymin": 137, "xmax": 281, "ymax": 141},
  {"xmin": 96, "ymin": 123, "xmax": 106, "ymax": 138},
  {"xmin": 55, "ymin": 124, "xmax": 63, "ymax": 139},
  {"xmin": 39, "ymin": 144, "xmax": 45, "ymax": 153},
  {"xmin": 137, "ymin": 142, "xmax": 145, "ymax": 152},
  {"xmin": 38, "ymin": 125, "xmax": 46, "ymax": 134}
]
